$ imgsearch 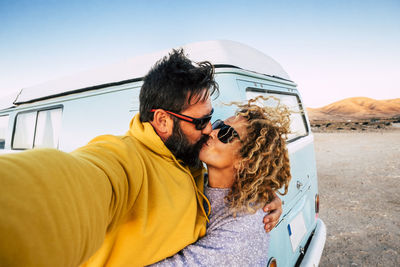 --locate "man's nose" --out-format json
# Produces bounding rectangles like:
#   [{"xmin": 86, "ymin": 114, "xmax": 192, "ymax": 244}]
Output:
[{"xmin": 201, "ymin": 121, "xmax": 213, "ymax": 135}]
